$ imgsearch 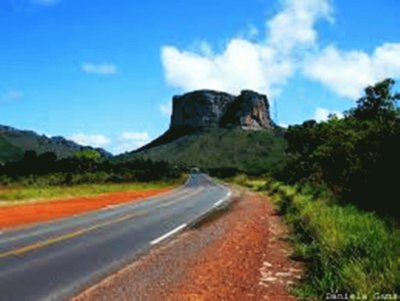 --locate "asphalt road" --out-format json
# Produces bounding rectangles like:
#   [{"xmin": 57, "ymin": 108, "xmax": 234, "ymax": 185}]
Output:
[{"xmin": 0, "ymin": 174, "xmax": 231, "ymax": 301}]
